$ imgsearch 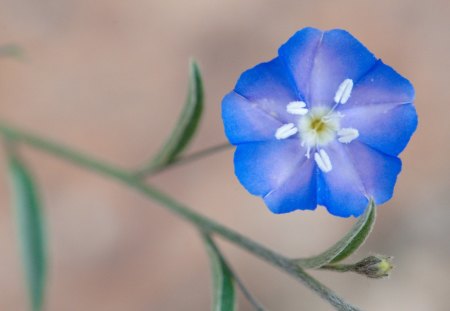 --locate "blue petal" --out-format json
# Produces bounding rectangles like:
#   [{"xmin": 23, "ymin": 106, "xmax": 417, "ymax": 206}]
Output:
[
  {"xmin": 280, "ymin": 28, "xmax": 378, "ymax": 105},
  {"xmin": 341, "ymin": 103, "xmax": 417, "ymax": 156},
  {"xmin": 234, "ymin": 57, "xmax": 300, "ymax": 123},
  {"xmin": 339, "ymin": 60, "xmax": 417, "ymax": 156},
  {"xmin": 234, "ymin": 140, "xmax": 306, "ymax": 198},
  {"xmin": 263, "ymin": 158, "xmax": 317, "ymax": 214},
  {"xmin": 317, "ymin": 141, "xmax": 369, "ymax": 217},
  {"xmin": 306, "ymin": 29, "xmax": 377, "ymax": 106},
  {"xmin": 317, "ymin": 141, "xmax": 402, "ymax": 217},
  {"xmin": 347, "ymin": 141, "xmax": 402, "ymax": 206},
  {"xmin": 342, "ymin": 60, "xmax": 415, "ymax": 107},
  {"xmin": 278, "ymin": 27, "xmax": 324, "ymax": 103},
  {"xmin": 222, "ymin": 91, "xmax": 283, "ymax": 144}
]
